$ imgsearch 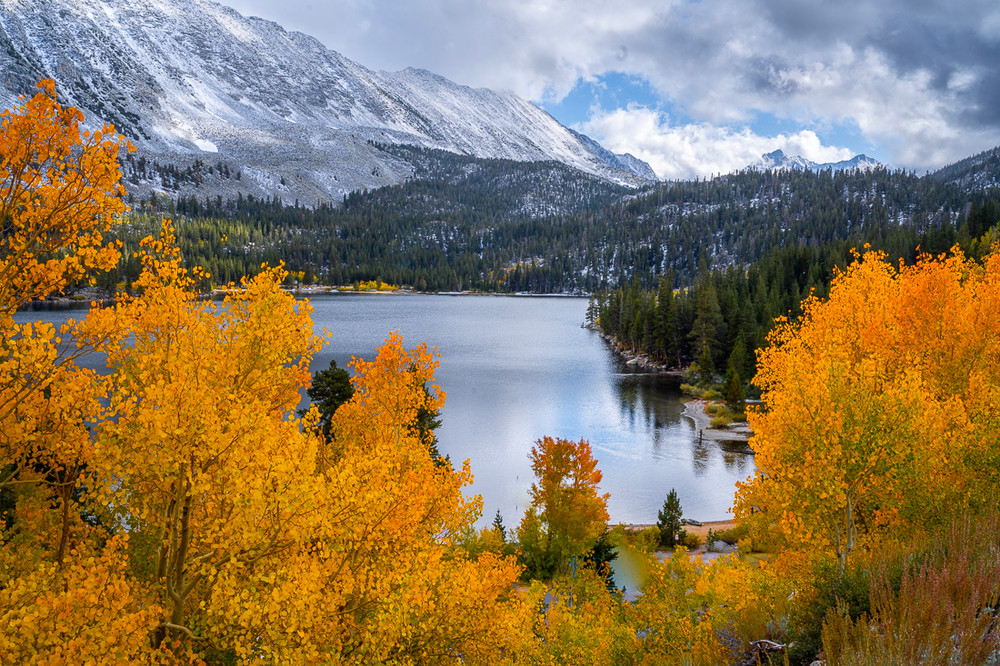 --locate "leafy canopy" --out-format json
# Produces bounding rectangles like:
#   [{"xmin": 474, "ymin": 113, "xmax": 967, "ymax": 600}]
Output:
[{"xmin": 736, "ymin": 247, "xmax": 1000, "ymax": 565}]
